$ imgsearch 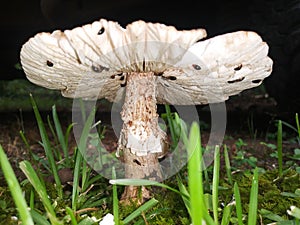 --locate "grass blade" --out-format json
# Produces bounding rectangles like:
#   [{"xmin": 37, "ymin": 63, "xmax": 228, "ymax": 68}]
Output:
[
  {"xmin": 204, "ymin": 212, "xmax": 217, "ymax": 225},
  {"xmin": 19, "ymin": 160, "xmax": 62, "ymax": 225},
  {"xmin": 296, "ymin": 113, "xmax": 300, "ymax": 141},
  {"xmin": 19, "ymin": 130, "xmax": 32, "ymax": 157},
  {"xmin": 29, "ymin": 189, "xmax": 35, "ymax": 209},
  {"xmin": 122, "ymin": 198, "xmax": 159, "ymax": 224},
  {"xmin": 80, "ymin": 197, "xmax": 107, "ymax": 209},
  {"xmin": 81, "ymin": 160, "xmax": 88, "ymax": 190},
  {"xmin": 20, "ymin": 130, "xmax": 41, "ymax": 175},
  {"xmin": 65, "ymin": 123, "xmax": 75, "ymax": 150},
  {"xmin": 0, "ymin": 145, "xmax": 34, "ymax": 225},
  {"xmin": 165, "ymin": 104, "xmax": 178, "ymax": 146},
  {"xmin": 47, "ymin": 115, "xmax": 61, "ymax": 160},
  {"xmin": 79, "ymin": 99, "xmax": 87, "ymax": 122},
  {"xmin": 260, "ymin": 208, "xmax": 285, "ymax": 222},
  {"xmin": 30, "ymin": 209, "xmax": 51, "ymax": 225},
  {"xmin": 247, "ymin": 168, "xmax": 259, "ymax": 225},
  {"xmin": 221, "ymin": 204, "xmax": 232, "ymax": 225},
  {"xmin": 224, "ymin": 145, "xmax": 233, "ymax": 185},
  {"xmin": 234, "ymin": 182, "xmax": 243, "ymax": 225},
  {"xmin": 112, "ymin": 167, "xmax": 119, "ymax": 225},
  {"xmin": 78, "ymin": 107, "xmax": 96, "ymax": 190},
  {"xmin": 277, "ymin": 120, "xmax": 283, "ymax": 177},
  {"xmin": 176, "ymin": 176, "xmax": 191, "ymax": 216},
  {"xmin": 212, "ymin": 145, "xmax": 220, "ymax": 225},
  {"xmin": 188, "ymin": 122, "xmax": 204, "ymax": 225},
  {"xmin": 52, "ymin": 105, "xmax": 70, "ymax": 165},
  {"xmin": 30, "ymin": 94, "xmax": 62, "ymax": 198},
  {"xmin": 72, "ymin": 148, "xmax": 82, "ymax": 211},
  {"xmin": 66, "ymin": 207, "xmax": 78, "ymax": 225}
]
